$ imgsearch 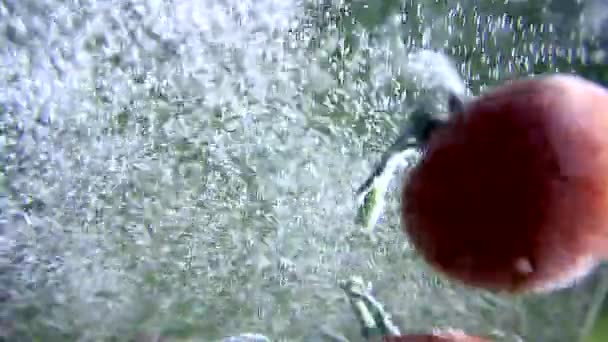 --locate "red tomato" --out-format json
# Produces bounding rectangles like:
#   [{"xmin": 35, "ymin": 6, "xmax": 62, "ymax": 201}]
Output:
[
  {"xmin": 402, "ymin": 74, "xmax": 608, "ymax": 293},
  {"xmin": 383, "ymin": 330, "xmax": 492, "ymax": 341}
]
